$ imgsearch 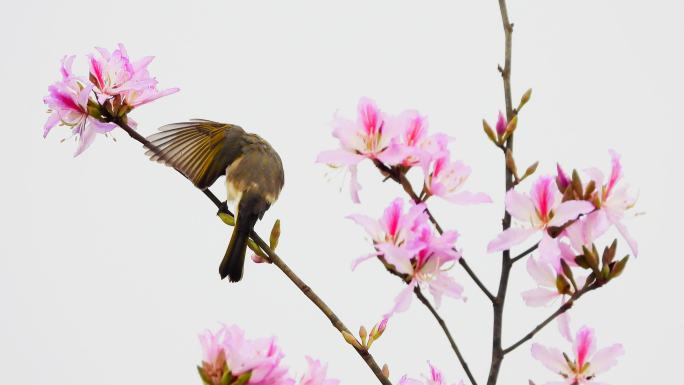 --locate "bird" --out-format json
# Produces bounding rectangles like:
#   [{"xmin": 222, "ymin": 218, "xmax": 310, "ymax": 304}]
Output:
[{"xmin": 144, "ymin": 119, "xmax": 284, "ymax": 282}]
